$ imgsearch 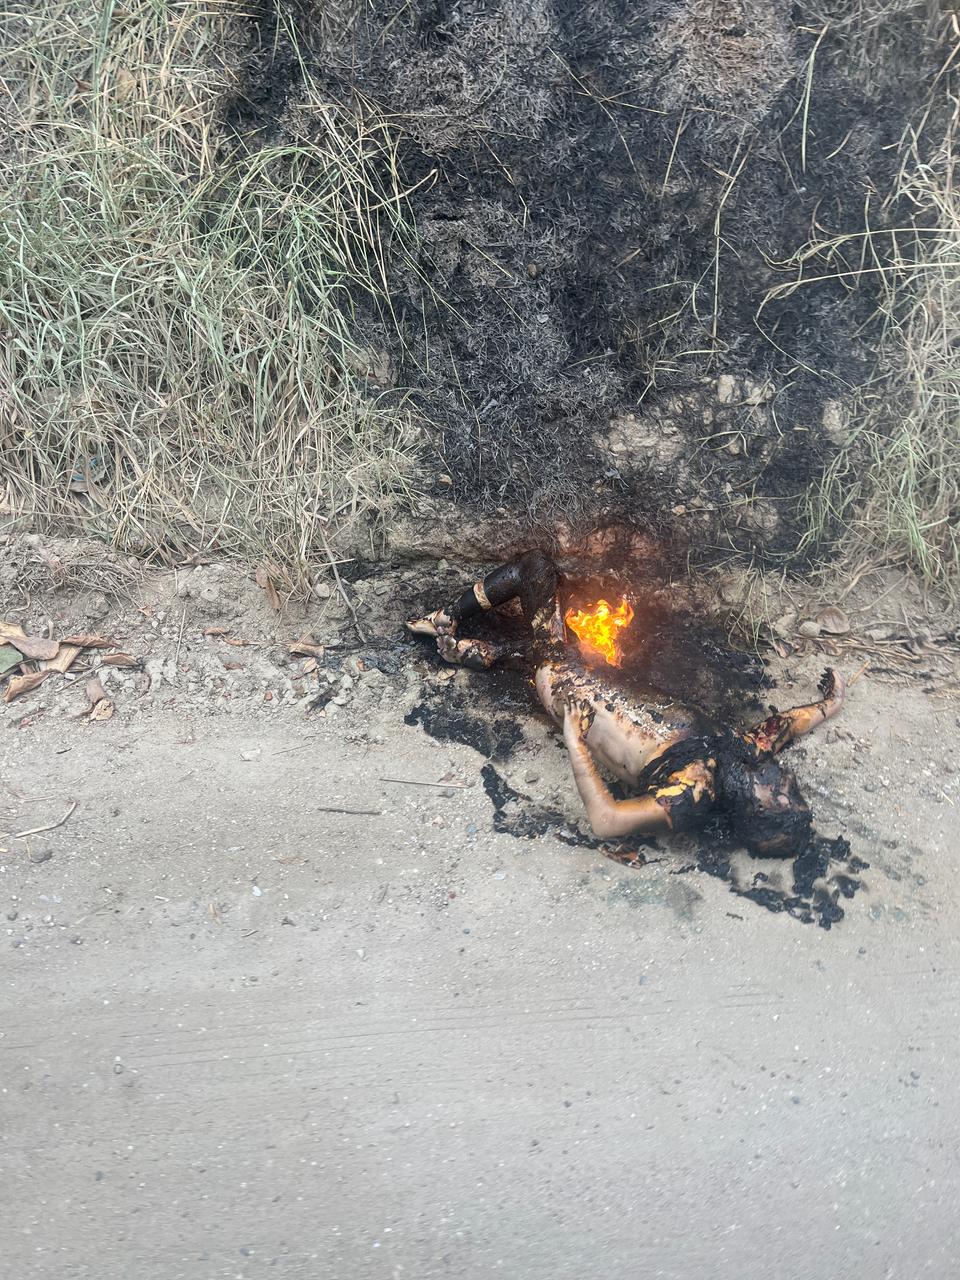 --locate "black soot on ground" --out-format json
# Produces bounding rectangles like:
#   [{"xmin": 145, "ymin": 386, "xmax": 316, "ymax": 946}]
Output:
[{"xmin": 405, "ymin": 563, "xmax": 867, "ymax": 928}]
